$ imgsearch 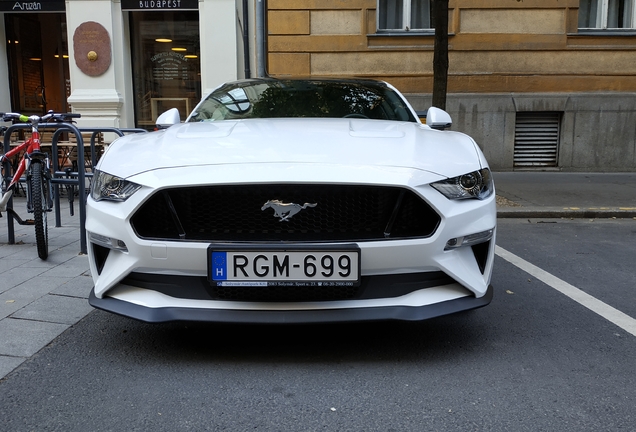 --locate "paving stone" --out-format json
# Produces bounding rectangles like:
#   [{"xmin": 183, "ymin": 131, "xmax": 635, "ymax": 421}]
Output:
[
  {"xmin": 0, "ymin": 266, "xmax": 48, "ymax": 293},
  {"xmin": 0, "ymin": 318, "xmax": 68, "ymax": 357},
  {"xmin": 41, "ymin": 256, "xmax": 90, "ymax": 278},
  {"xmin": 52, "ymin": 275, "xmax": 93, "ymax": 299},
  {"xmin": 0, "ymin": 355, "xmax": 25, "ymax": 379},
  {"xmin": 10, "ymin": 294, "xmax": 93, "ymax": 325}
]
